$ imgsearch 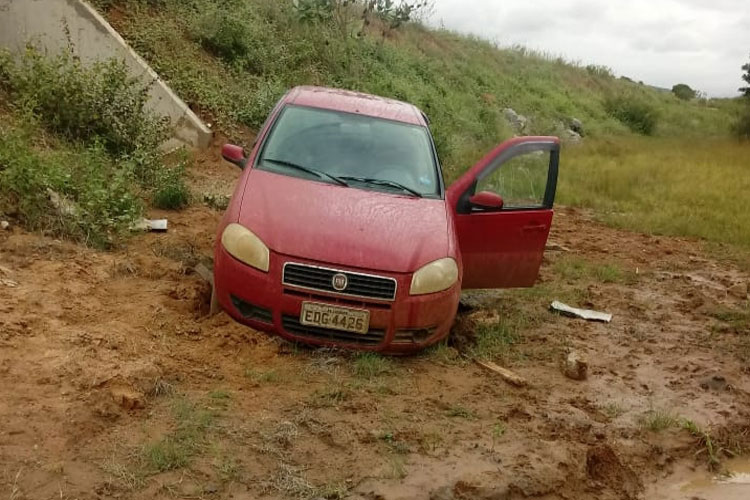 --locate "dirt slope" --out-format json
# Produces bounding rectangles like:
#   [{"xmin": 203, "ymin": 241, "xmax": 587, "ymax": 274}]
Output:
[{"xmin": 1, "ymin": 152, "xmax": 749, "ymax": 500}]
